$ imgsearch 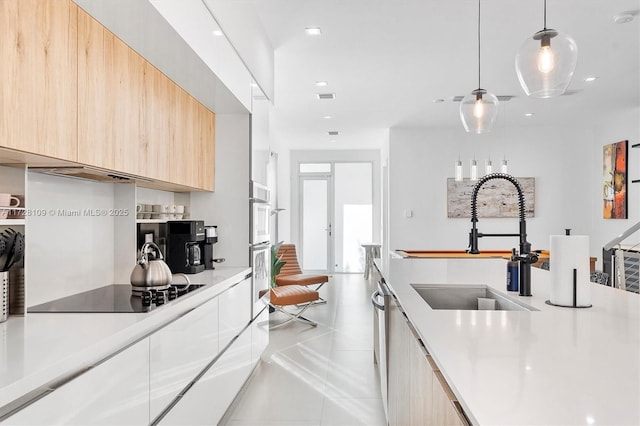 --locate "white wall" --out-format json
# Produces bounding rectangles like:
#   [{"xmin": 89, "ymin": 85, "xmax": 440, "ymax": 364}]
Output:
[
  {"xmin": 388, "ymin": 125, "xmax": 593, "ymax": 254},
  {"xmin": 251, "ymin": 98, "xmax": 271, "ymax": 186},
  {"xmin": 190, "ymin": 113, "xmax": 250, "ymax": 267},
  {"xmin": 589, "ymin": 107, "xmax": 640, "ymax": 257},
  {"xmin": 275, "ymin": 148, "xmax": 291, "ymax": 243},
  {"xmin": 204, "ymin": 0, "xmax": 275, "ymax": 101},
  {"xmin": 25, "ymin": 173, "xmax": 118, "ymax": 306}
]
